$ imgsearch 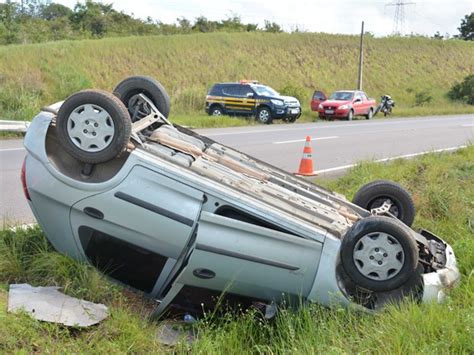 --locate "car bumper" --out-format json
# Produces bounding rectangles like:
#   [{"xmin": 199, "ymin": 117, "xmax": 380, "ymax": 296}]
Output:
[
  {"xmin": 318, "ymin": 108, "xmax": 350, "ymax": 118},
  {"xmin": 272, "ymin": 107, "xmax": 301, "ymax": 119},
  {"xmin": 422, "ymin": 243, "xmax": 460, "ymax": 302}
]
